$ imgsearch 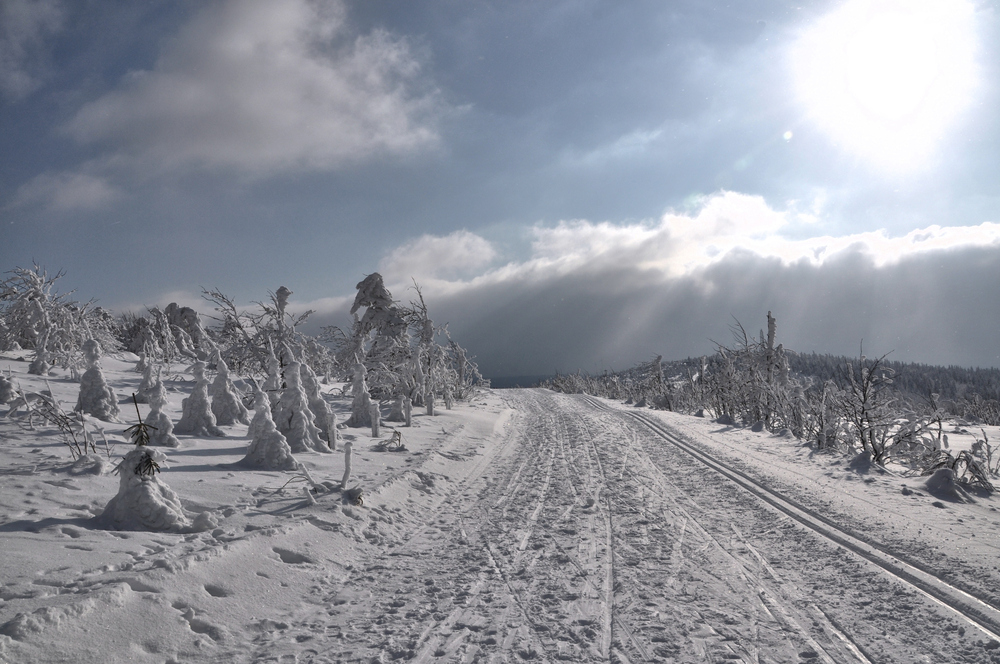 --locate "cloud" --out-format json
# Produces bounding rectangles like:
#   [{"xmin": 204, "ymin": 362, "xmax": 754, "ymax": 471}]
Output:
[
  {"xmin": 11, "ymin": 170, "xmax": 122, "ymax": 212},
  {"xmin": 0, "ymin": 0, "xmax": 63, "ymax": 100},
  {"xmin": 378, "ymin": 230, "xmax": 498, "ymax": 286},
  {"xmin": 353, "ymin": 192, "xmax": 1000, "ymax": 376},
  {"xmin": 64, "ymin": 0, "xmax": 441, "ymax": 174}
]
